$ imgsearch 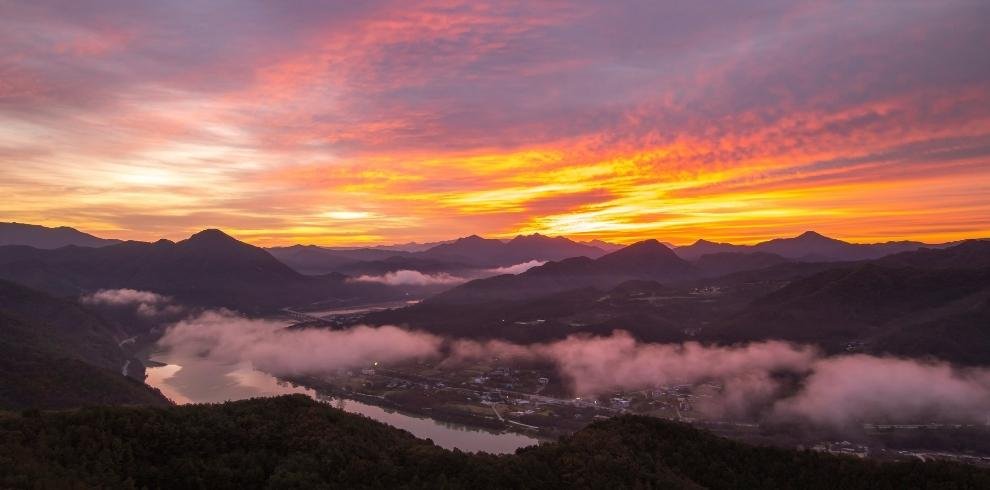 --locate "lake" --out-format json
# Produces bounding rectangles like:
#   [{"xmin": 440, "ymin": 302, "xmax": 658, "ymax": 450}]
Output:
[{"xmin": 145, "ymin": 351, "xmax": 542, "ymax": 454}]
